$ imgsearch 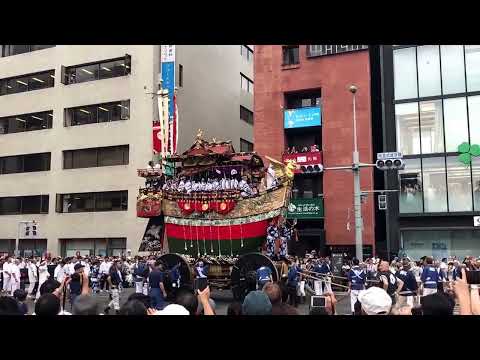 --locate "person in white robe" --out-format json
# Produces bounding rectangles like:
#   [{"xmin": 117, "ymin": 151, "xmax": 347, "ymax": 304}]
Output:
[
  {"xmin": 27, "ymin": 259, "xmax": 38, "ymax": 298},
  {"xmin": 36, "ymin": 260, "xmax": 50, "ymax": 300}
]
